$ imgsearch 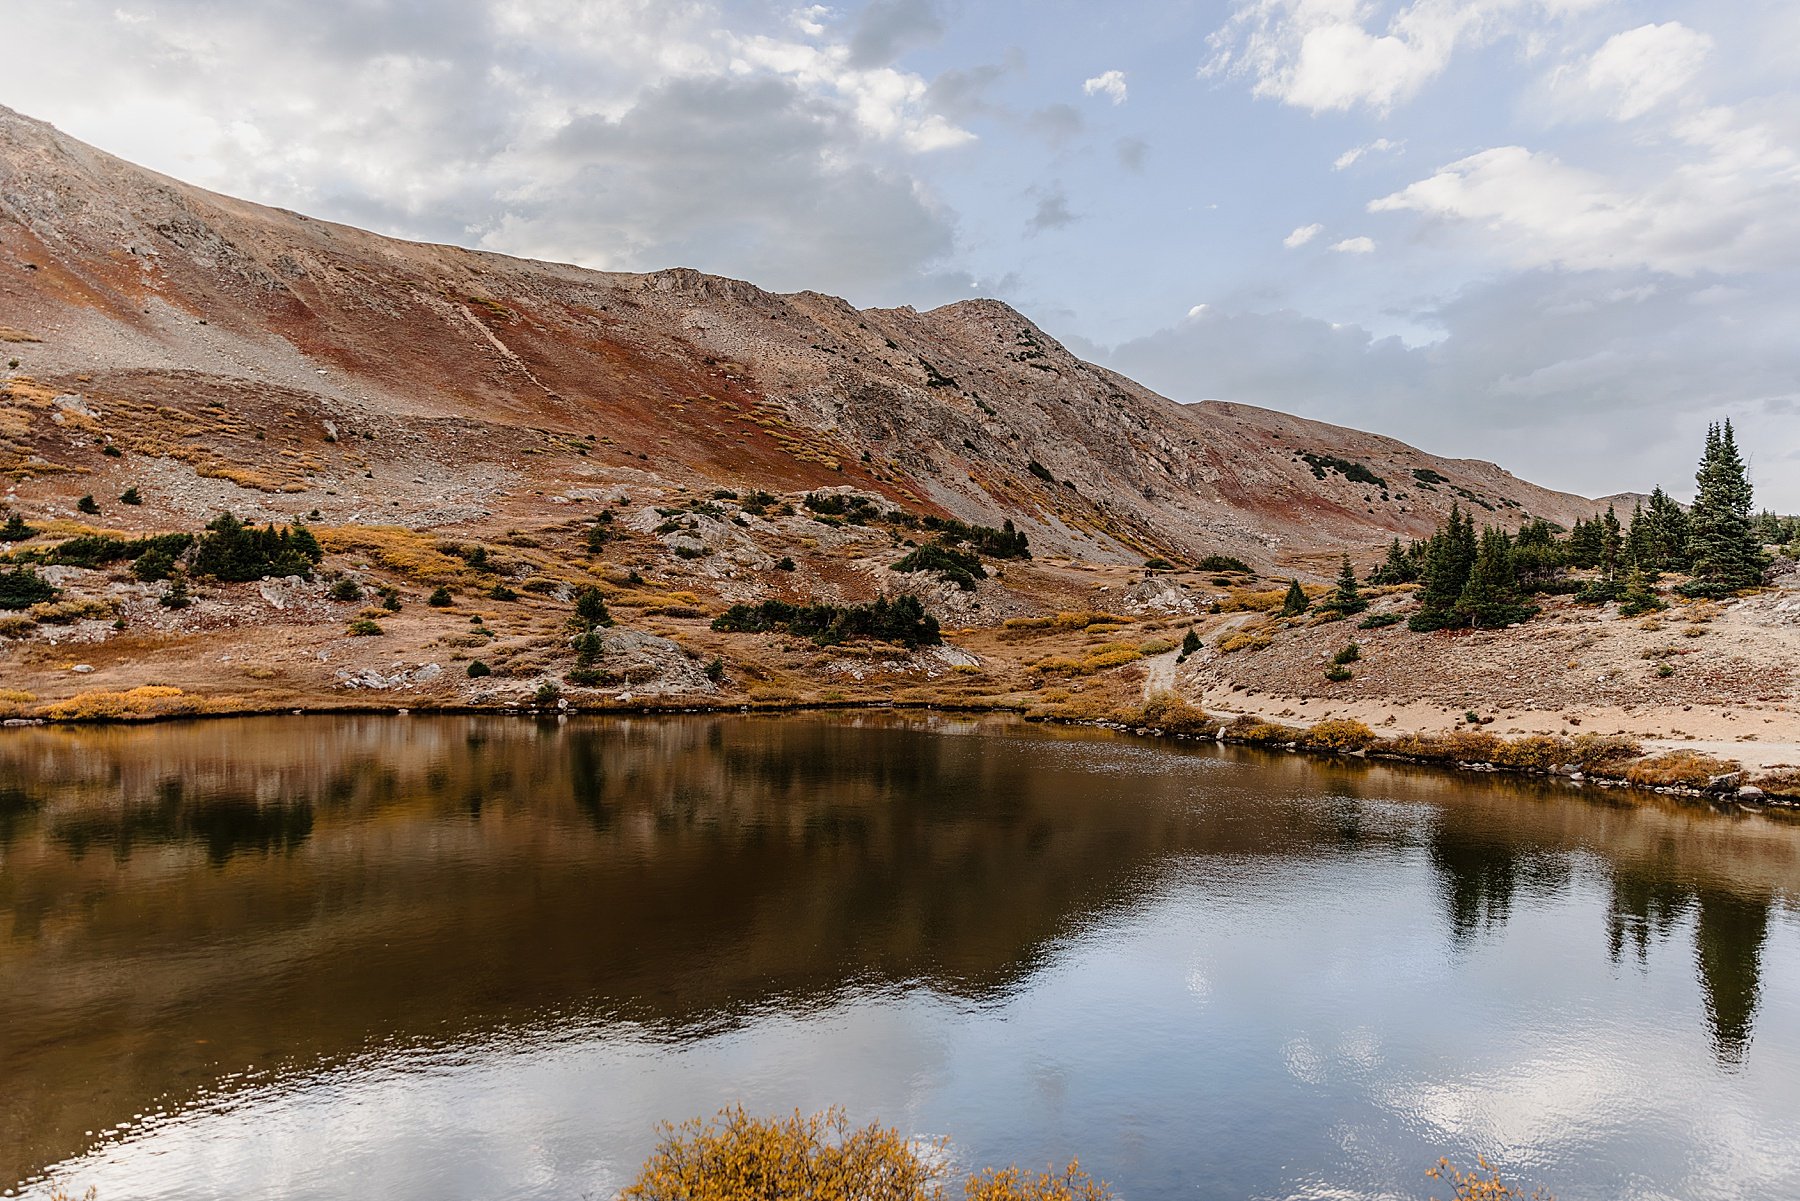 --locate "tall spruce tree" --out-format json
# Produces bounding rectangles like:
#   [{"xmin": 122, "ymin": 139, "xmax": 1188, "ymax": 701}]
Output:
[
  {"xmin": 1409, "ymin": 504, "xmax": 1477, "ymax": 631},
  {"xmin": 1687, "ymin": 419, "xmax": 1765, "ymax": 591},
  {"xmin": 1455, "ymin": 528, "xmax": 1534, "ymax": 628},
  {"xmin": 1324, "ymin": 554, "xmax": 1368, "ymax": 614},
  {"xmin": 1599, "ymin": 504, "xmax": 1624, "ymax": 578},
  {"xmin": 1643, "ymin": 486, "xmax": 1691, "ymax": 571}
]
